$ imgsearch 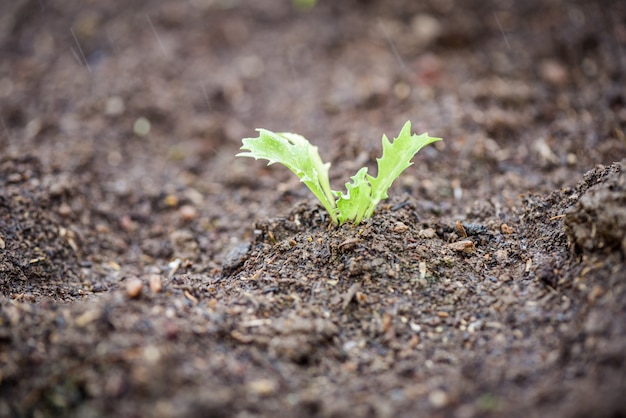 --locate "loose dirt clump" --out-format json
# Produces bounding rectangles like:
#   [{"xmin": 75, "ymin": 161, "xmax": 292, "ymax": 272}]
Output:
[
  {"xmin": 0, "ymin": 156, "xmax": 83, "ymax": 300},
  {"xmin": 564, "ymin": 160, "xmax": 626, "ymax": 257}
]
